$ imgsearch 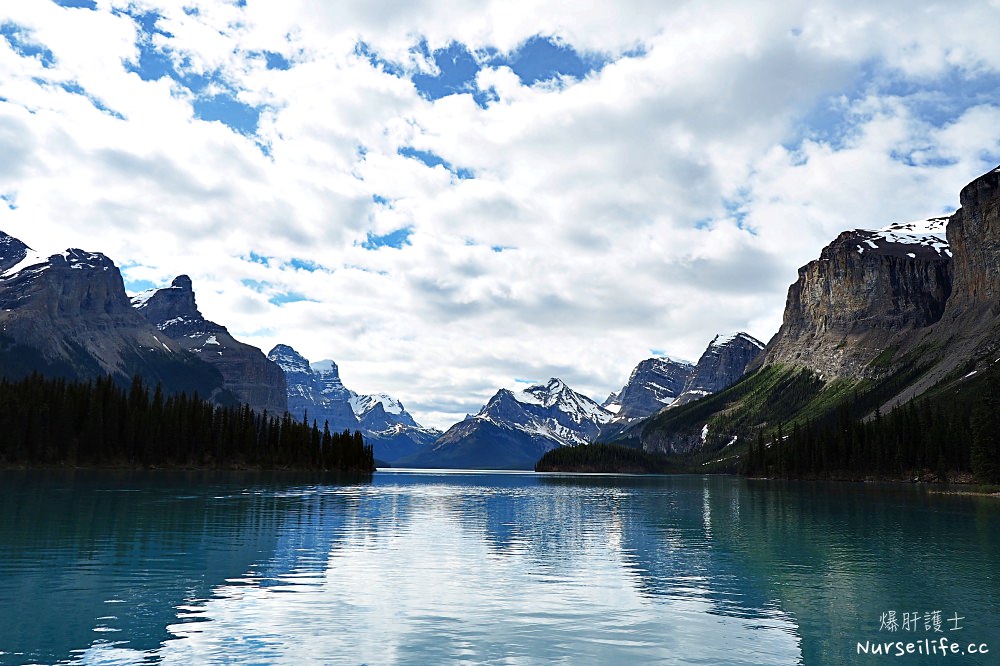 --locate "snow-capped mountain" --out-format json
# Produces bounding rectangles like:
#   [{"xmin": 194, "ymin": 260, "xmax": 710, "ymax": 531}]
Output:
[
  {"xmin": 598, "ymin": 356, "xmax": 694, "ymax": 439},
  {"xmin": 268, "ymin": 344, "xmax": 439, "ymax": 463},
  {"xmin": 602, "ymin": 357, "xmax": 693, "ymax": 417},
  {"xmin": 131, "ymin": 276, "xmax": 287, "ymax": 414},
  {"xmin": 400, "ymin": 378, "xmax": 613, "ymax": 470},
  {"xmin": 671, "ymin": 332, "xmax": 765, "ymax": 407}
]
